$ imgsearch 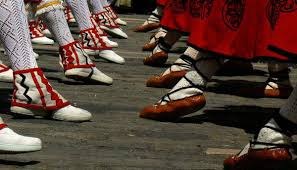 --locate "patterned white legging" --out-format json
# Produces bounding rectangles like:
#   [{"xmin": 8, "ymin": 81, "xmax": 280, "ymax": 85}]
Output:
[{"xmin": 0, "ymin": 0, "xmax": 37, "ymax": 71}]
